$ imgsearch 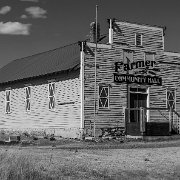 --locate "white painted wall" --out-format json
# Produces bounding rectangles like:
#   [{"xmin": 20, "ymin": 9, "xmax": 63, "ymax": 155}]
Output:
[{"xmin": 0, "ymin": 76, "xmax": 82, "ymax": 138}]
